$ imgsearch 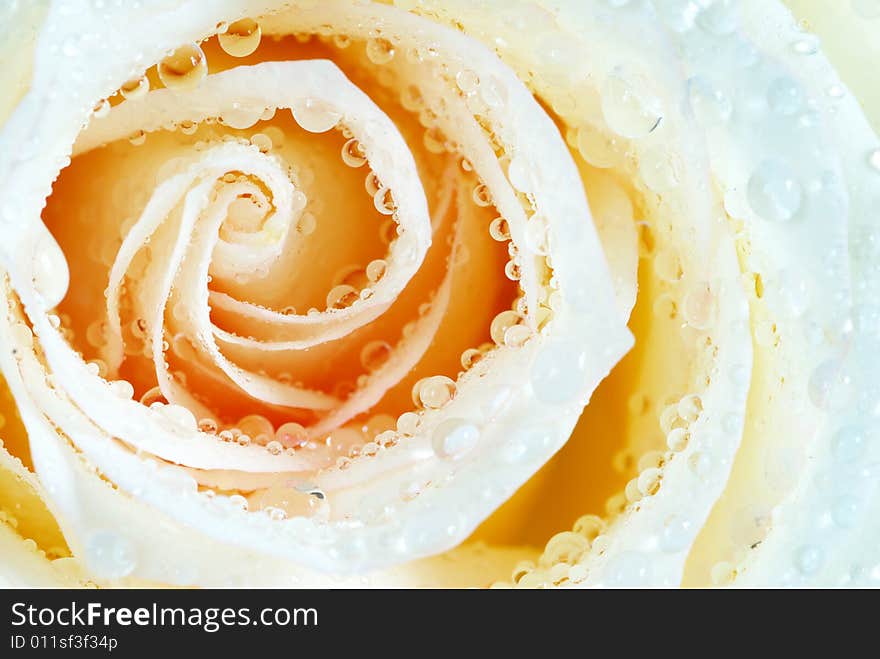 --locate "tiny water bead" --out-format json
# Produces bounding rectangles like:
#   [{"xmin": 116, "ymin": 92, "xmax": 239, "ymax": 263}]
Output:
[
  {"xmin": 747, "ymin": 159, "xmax": 803, "ymax": 222},
  {"xmin": 365, "ymin": 38, "xmax": 395, "ymax": 64},
  {"xmin": 120, "ymin": 74, "xmax": 149, "ymax": 100},
  {"xmin": 158, "ymin": 43, "xmax": 207, "ymax": 92},
  {"xmin": 432, "ymin": 419, "xmax": 479, "ymax": 459},
  {"xmin": 341, "ymin": 138, "xmax": 367, "ymax": 167},
  {"xmin": 275, "ymin": 422, "xmax": 308, "ymax": 448},
  {"xmin": 218, "ymin": 18, "xmax": 261, "ymax": 57}
]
